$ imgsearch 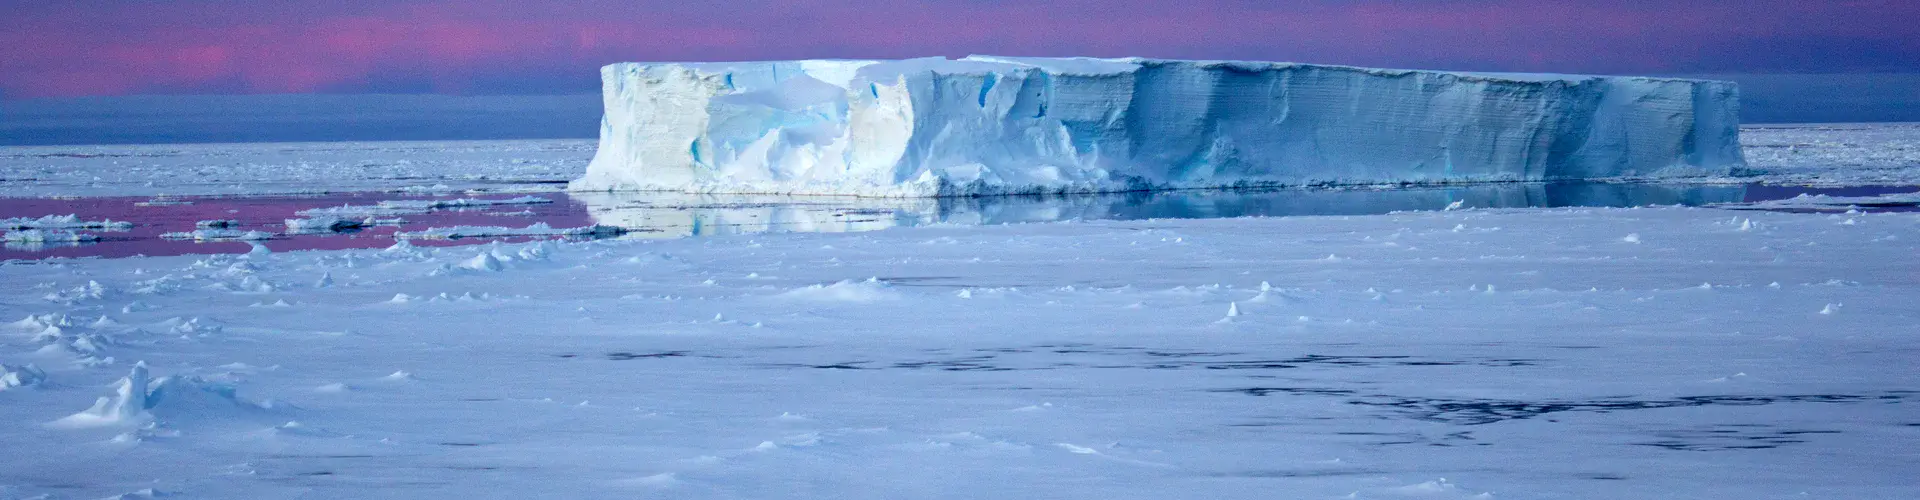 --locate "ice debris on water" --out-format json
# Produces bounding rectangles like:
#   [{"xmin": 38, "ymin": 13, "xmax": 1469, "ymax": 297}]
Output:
[
  {"xmin": 284, "ymin": 216, "xmax": 374, "ymax": 234},
  {"xmin": 5, "ymin": 229, "xmax": 101, "ymax": 244},
  {"xmin": 160, "ymin": 229, "xmax": 275, "ymax": 242},
  {"xmin": 396, "ymin": 223, "xmax": 626, "ymax": 240},
  {"xmin": 372, "ymin": 196, "xmax": 552, "ymax": 211},
  {"xmin": 285, "ymin": 197, "xmax": 558, "ymax": 235},
  {"xmin": 2, "ymin": 214, "xmax": 132, "ymax": 231}
]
